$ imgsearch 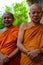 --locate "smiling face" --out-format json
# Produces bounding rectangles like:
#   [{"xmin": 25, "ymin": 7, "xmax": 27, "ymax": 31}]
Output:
[
  {"xmin": 2, "ymin": 12, "xmax": 14, "ymax": 27},
  {"xmin": 29, "ymin": 4, "xmax": 42, "ymax": 23}
]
